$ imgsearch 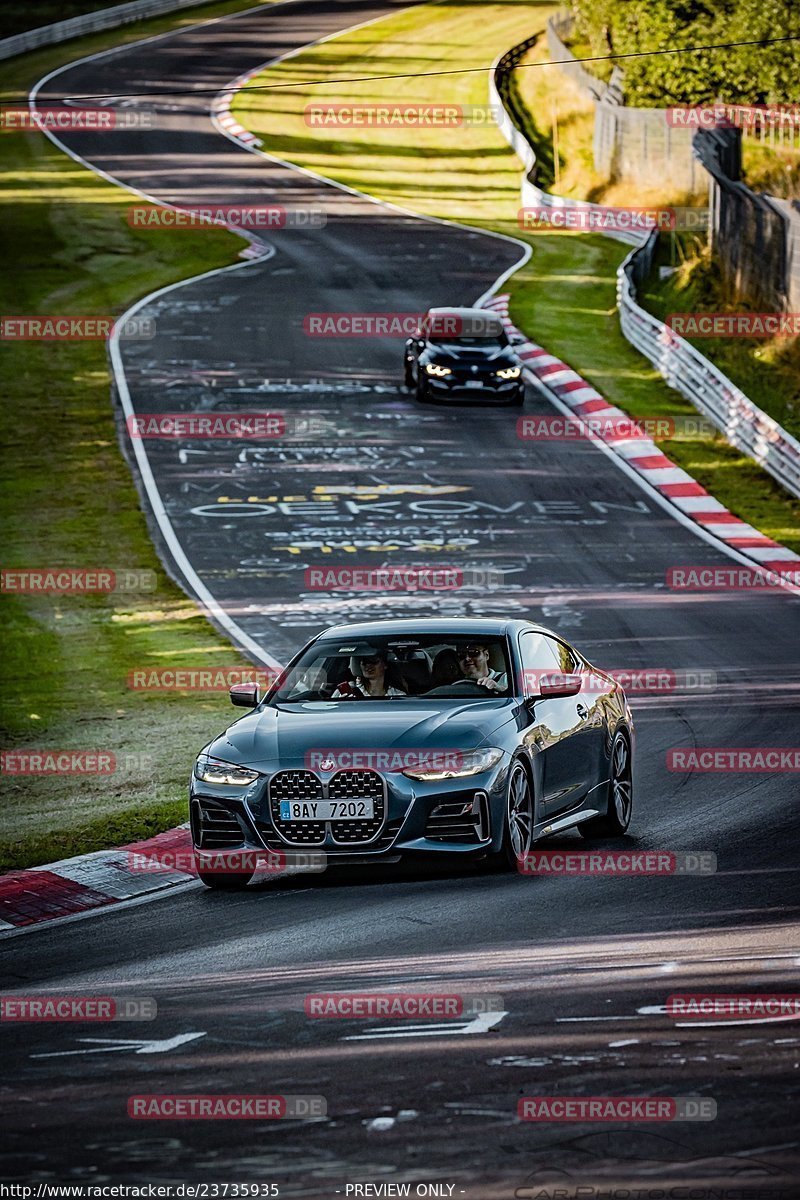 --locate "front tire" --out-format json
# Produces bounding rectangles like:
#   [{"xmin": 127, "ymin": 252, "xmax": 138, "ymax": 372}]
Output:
[
  {"xmin": 404, "ymin": 360, "xmax": 414, "ymax": 388},
  {"xmin": 578, "ymin": 730, "xmax": 633, "ymax": 838},
  {"xmin": 498, "ymin": 759, "xmax": 534, "ymax": 869}
]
